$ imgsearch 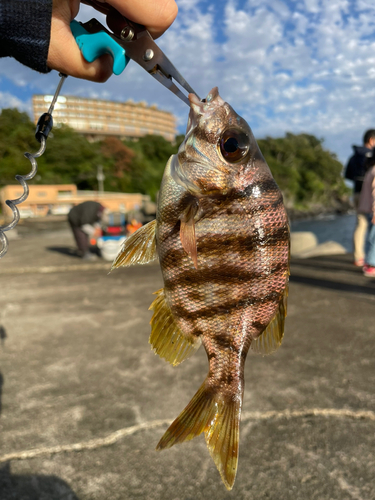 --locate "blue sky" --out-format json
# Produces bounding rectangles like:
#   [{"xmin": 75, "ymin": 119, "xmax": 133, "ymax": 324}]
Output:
[{"xmin": 1, "ymin": 0, "xmax": 375, "ymax": 164}]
